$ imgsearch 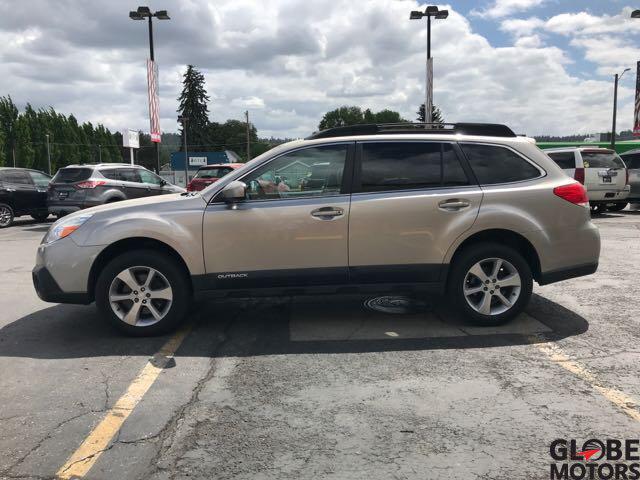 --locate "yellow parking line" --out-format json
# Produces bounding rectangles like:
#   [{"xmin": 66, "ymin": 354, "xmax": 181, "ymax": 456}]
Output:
[
  {"xmin": 532, "ymin": 337, "xmax": 640, "ymax": 423},
  {"xmin": 56, "ymin": 326, "xmax": 191, "ymax": 479}
]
